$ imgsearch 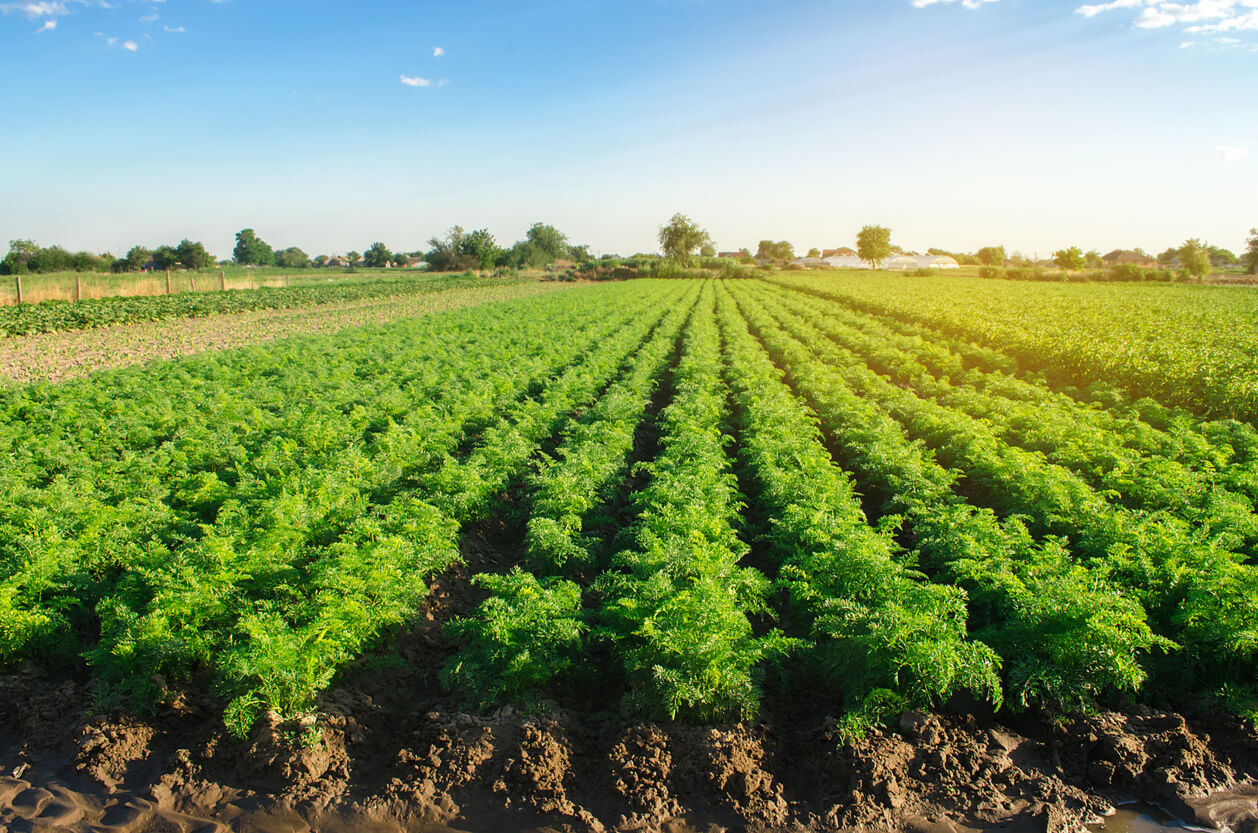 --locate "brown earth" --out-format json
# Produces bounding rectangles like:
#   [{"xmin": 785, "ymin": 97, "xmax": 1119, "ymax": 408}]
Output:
[
  {"xmin": 2, "ymin": 526, "xmax": 1255, "ymax": 833},
  {"xmin": 0, "ymin": 280, "xmax": 571, "ymax": 384}
]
